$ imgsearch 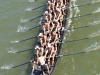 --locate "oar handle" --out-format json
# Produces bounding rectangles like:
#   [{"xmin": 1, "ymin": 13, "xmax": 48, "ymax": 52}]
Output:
[{"xmin": 12, "ymin": 62, "xmax": 30, "ymax": 68}]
